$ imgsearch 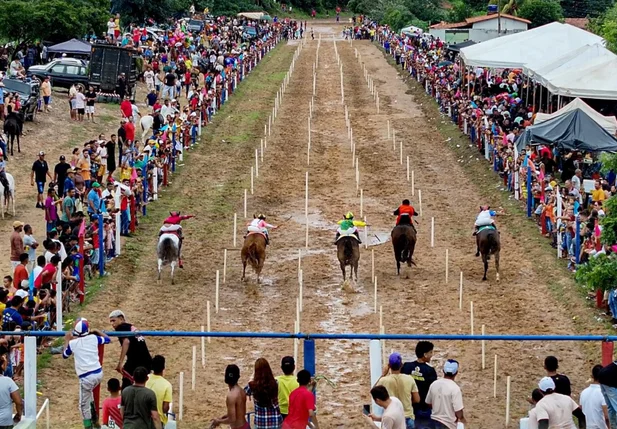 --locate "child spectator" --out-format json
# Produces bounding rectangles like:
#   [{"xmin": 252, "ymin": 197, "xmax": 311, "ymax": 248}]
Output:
[{"xmin": 102, "ymin": 378, "xmax": 123, "ymax": 429}]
